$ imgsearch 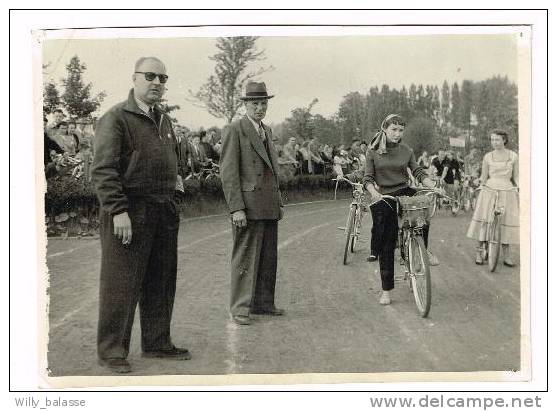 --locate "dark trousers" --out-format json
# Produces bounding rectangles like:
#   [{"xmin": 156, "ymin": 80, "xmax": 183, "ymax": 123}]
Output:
[
  {"xmin": 370, "ymin": 187, "xmax": 430, "ymax": 291},
  {"xmin": 97, "ymin": 199, "xmax": 180, "ymax": 360},
  {"xmin": 370, "ymin": 207, "xmax": 382, "ymax": 257},
  {"xmin": 230, "ymin": 220, "xmax": 278, "ymax": 316}
]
